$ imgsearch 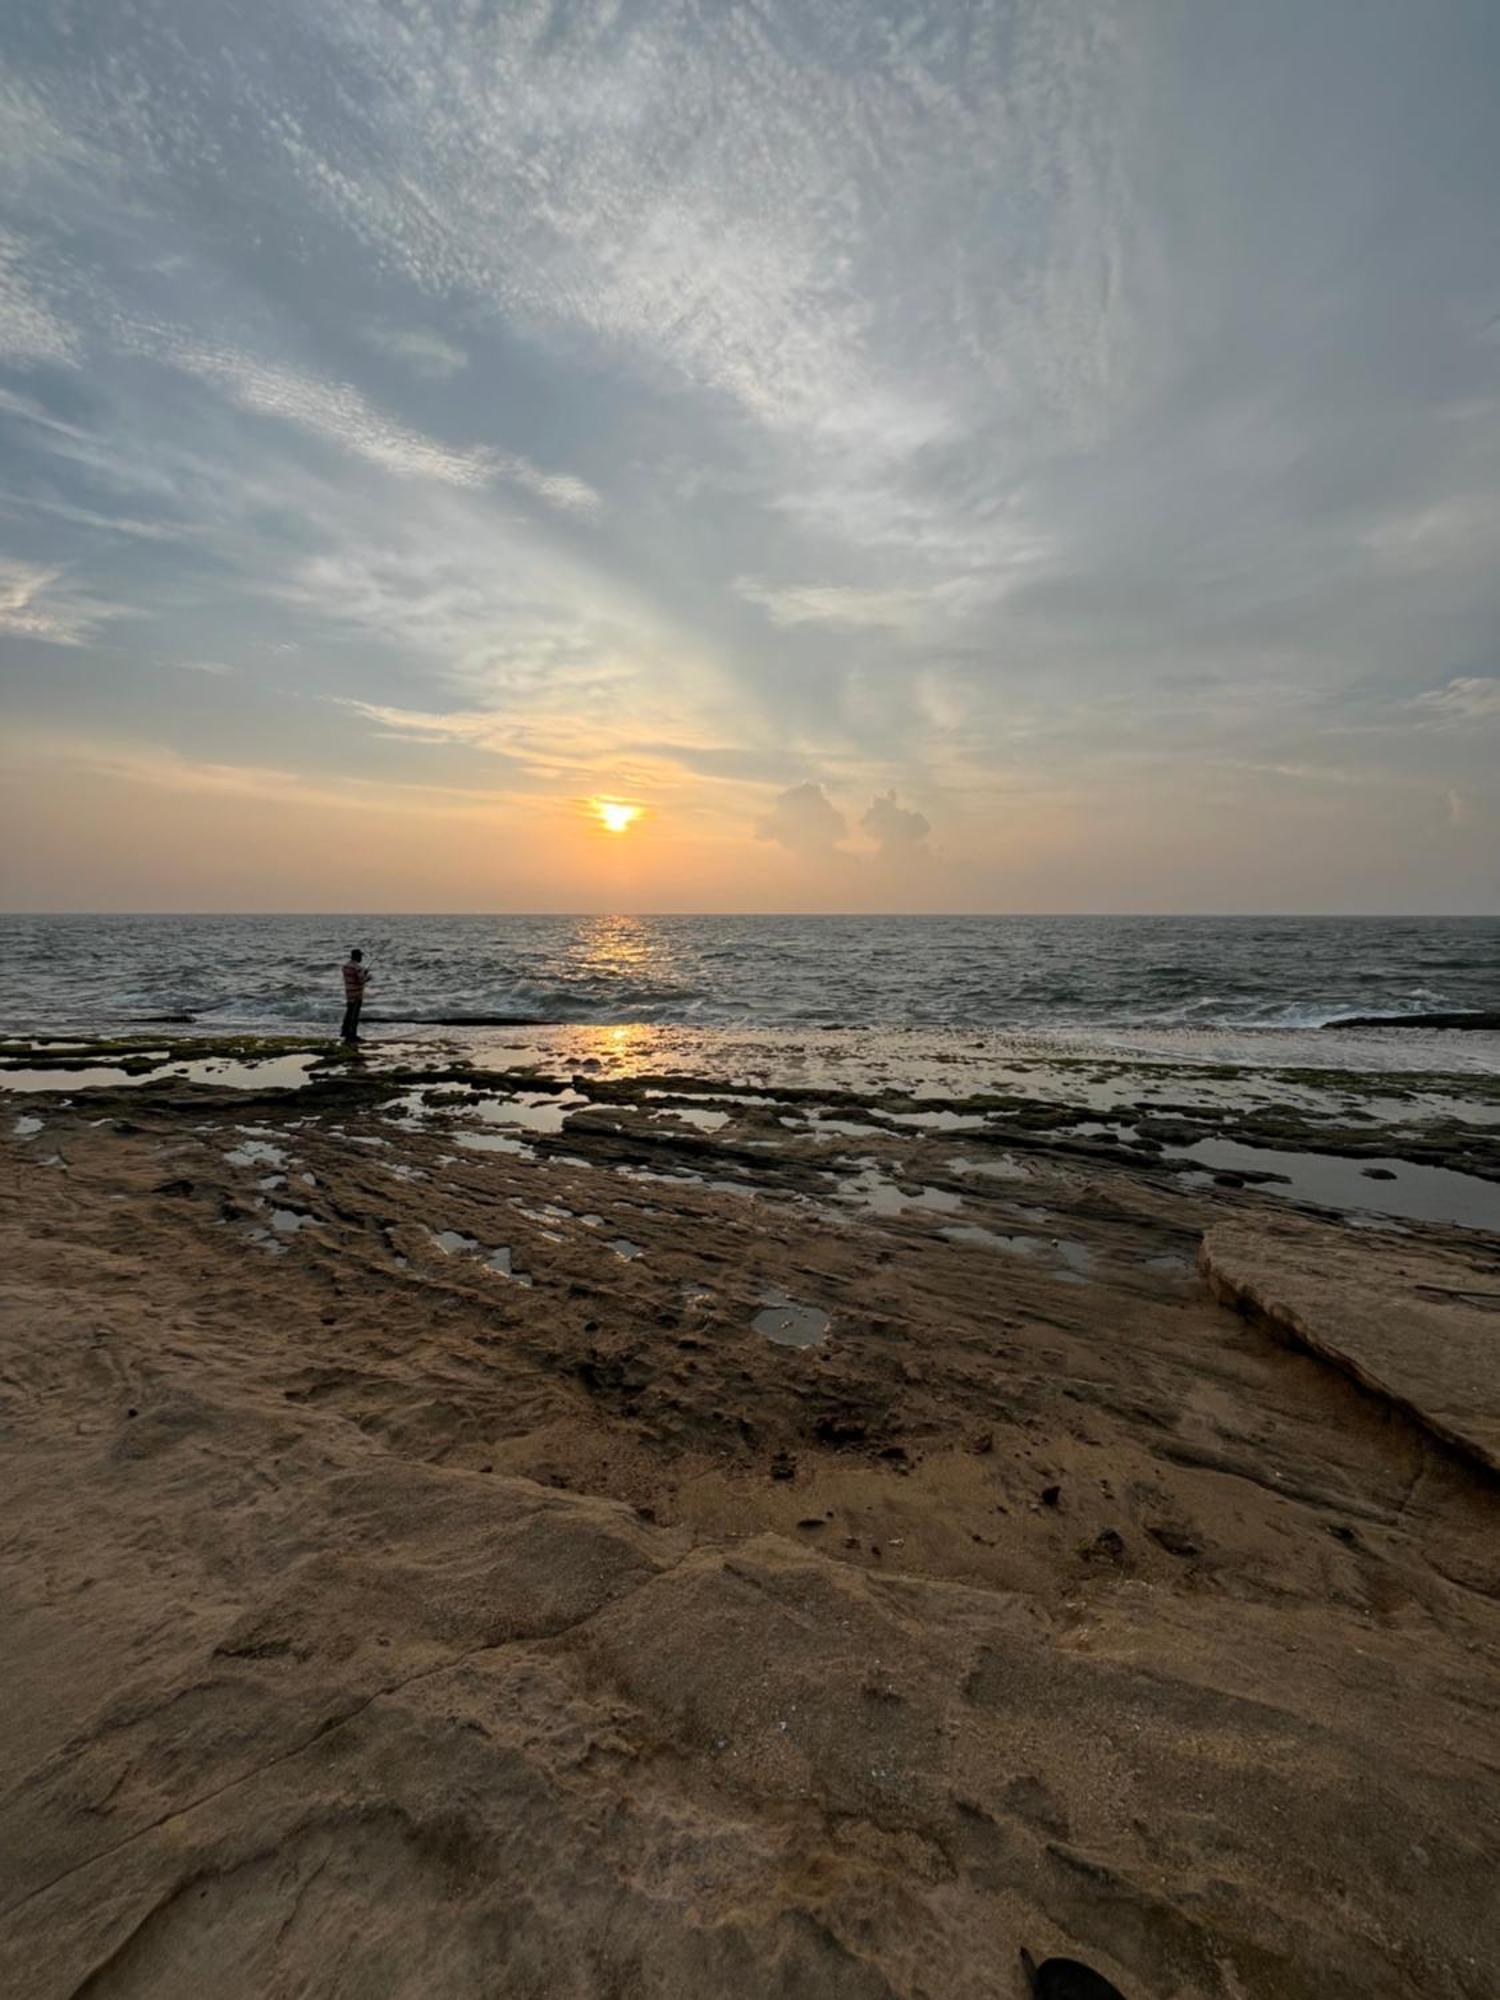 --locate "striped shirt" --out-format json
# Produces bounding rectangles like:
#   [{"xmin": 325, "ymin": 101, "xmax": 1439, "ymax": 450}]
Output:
[{"xmin": 342, "ymin": 961, "xmax": 368, "ymax": 1001}]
